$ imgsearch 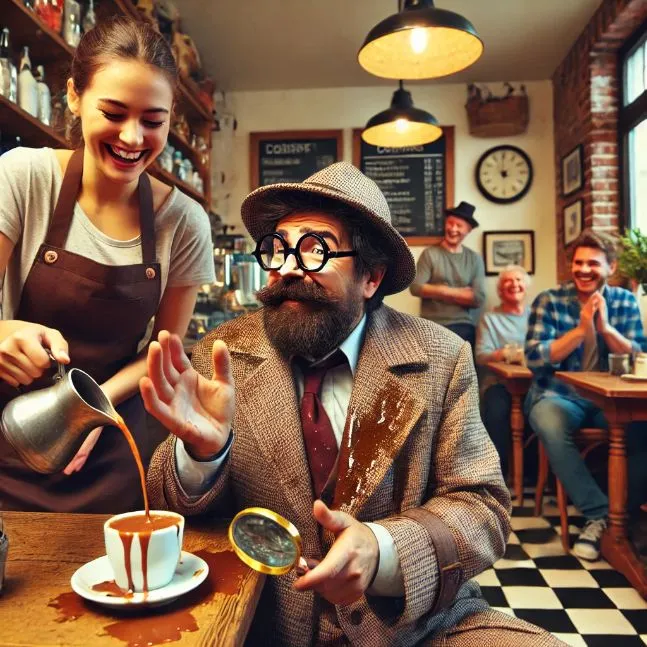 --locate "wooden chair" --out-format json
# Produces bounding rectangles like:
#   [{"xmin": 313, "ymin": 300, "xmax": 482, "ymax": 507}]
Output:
[{"xmin": 534, "ymin": 427, "xmax": 609, "ymax": 552}]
